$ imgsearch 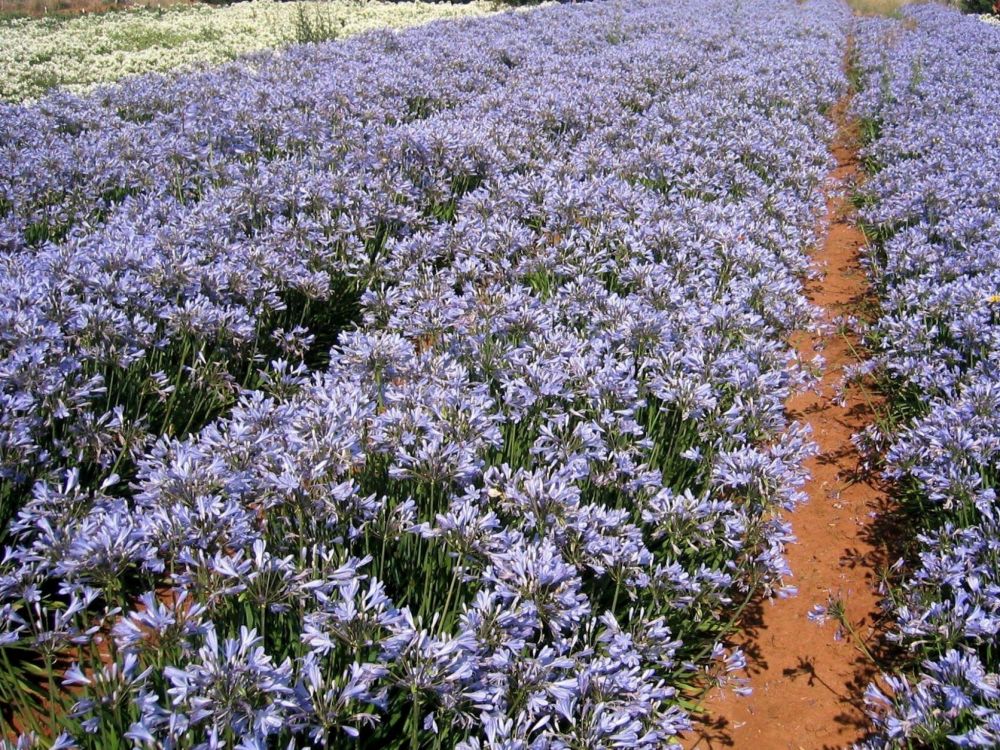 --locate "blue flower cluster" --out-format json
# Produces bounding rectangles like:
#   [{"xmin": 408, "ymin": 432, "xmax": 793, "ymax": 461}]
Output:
[
  {"xmin": 854, "ymin": 7, "xmax": 1000, "ymax": 748},
  {"xmin": 0, "ymin": 1, "xmax": 849, "ymax": 747}
]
